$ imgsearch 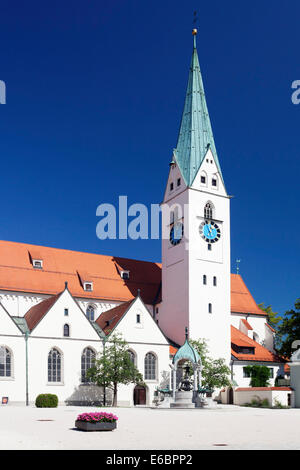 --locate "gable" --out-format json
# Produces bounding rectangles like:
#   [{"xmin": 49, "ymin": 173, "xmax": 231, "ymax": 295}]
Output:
[
  {"xmin": 163, "ymin": 157, "xmax": 187, "ymax": 203},
  {"xmin": 96, "ymin": 299, "xmax": 134, "ymax": 335},
  {"xmin": 29, "ymin": 289, "xmax": 101, "ymax": 340},
  {"xmin": 105, "ymin": 297, "xmax": 169, "ymax": 345},
  {"xmin": 190, "ymin": 148, "xmax": 227, "ymax": 196}
]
